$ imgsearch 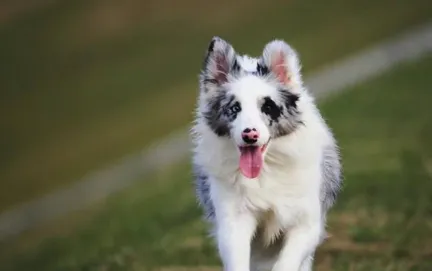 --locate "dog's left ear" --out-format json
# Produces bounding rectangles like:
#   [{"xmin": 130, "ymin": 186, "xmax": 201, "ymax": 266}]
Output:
[
  {"xmin": 262, "ymin": 40, "xmax": 302, "ymax": 88},
  {"xmin": 201, "ymin": 36, "xmax": 237, "ymax": 88}
]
